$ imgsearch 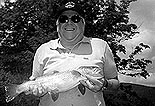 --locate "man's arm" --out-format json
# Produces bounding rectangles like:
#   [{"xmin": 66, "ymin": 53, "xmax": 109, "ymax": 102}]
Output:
[
  {"xmin": 26, "ymin": 47, "xmax": 46, "ymax": 95},
  {"xmin": 101, "ymin": 76, "xmax": 120, "ymax": 90},
  {"xmin": 102, "ymin": 43, "xmax": 120, "ymax": 90},
  {"xmin": 80, "ymin": 42, "xmax": 120, "ymax": 92},
  {"xmin": 29, "ymin": 46, "xmax": 45, "ymax": 80}
]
